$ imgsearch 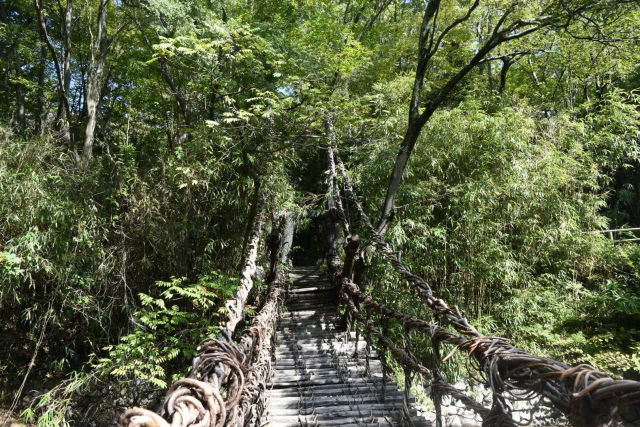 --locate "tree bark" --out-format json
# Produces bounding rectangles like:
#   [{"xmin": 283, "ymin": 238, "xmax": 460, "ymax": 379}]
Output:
[
  {"xmin": 0, "ymin": 2, "xmax": 7, "ymax": 115},
  {"xmin": 323, "ymin": 117, "xmax": 339, "ymax": 255},
  {"xmin": 34, "ymin": 0, "xmax": 73, "ymax": 146},
  {"xmin": 376, "ymin": 118, "xmax": 429, "ymax": 235},
  {"xmin": 15, "ymin": 69, "xmax": 26, "ymax": 135},
  {"xmin": 375, "ymin": 0, "xmax": 441, "ymax": 234},
  {"xmin": 81, "ymin": 0, "xmax": 110, "ymax": 167},
  {"xmin": 596, "ymin": 73, "xmax": 607, "ymax": 101},
  {"xmin": 499, "ymin": 57, "xmax": 515, "ymax": 94},
  {"xmin": 36, "ymin": 38, "xmax": 47, "ymax": 135},
  {"xmin": 240, "ymin": 149, "xmax": 262, "ymax": 265},
  {"xmin": 134, "ymin": 14, "xmax": 191, "ymax": 140},
  {"xmin": 61, "ymin": 0, "xmax": 73, "ymax": 147},
  {"xmin": 323, "ymin": 117, "xmax": 341, "ymax": 282},
  {"xmin": 280, "ymin": 213, "xmax": 295, "ymax": 267},
  {"xmin": 376, "ymin": 2, "xmax": 550, "ymax": 234},
  {"xmin": 356, "ymin": 0, "xmax": 393, "ymax": 42},
  {"xmin": 225, "ymin": 192, "xmax": 266, "ymax": 335},
  {"xmin": 158, "ymin": 58, "xmax": 189, "ymax": 126}
]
